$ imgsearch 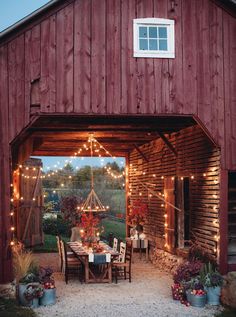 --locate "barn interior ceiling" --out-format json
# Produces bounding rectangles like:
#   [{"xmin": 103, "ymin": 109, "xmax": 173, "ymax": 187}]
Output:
[{"xmin": 24, "ymin": 115, "xmax": 196, "ymax": 157}]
